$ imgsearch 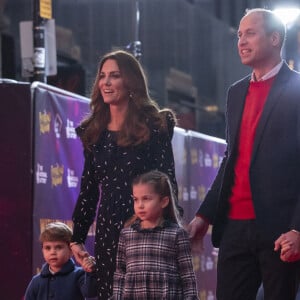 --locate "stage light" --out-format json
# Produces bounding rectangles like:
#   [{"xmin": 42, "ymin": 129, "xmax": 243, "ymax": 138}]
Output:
[{"xmin": 273, "ymin": 7, "xmax": 300, "ymax": 27}]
